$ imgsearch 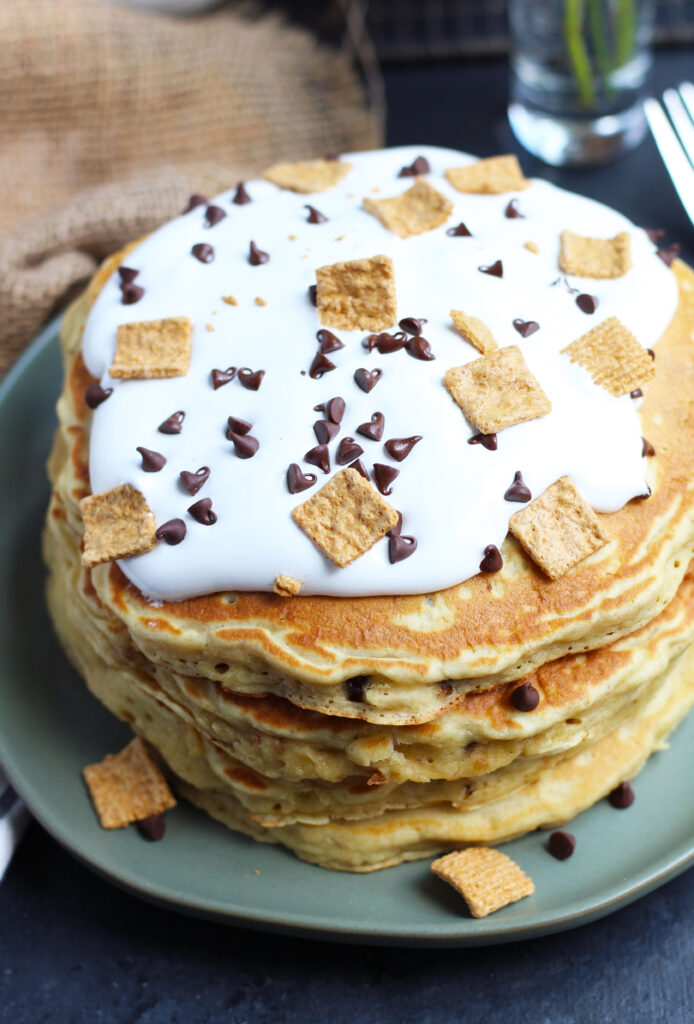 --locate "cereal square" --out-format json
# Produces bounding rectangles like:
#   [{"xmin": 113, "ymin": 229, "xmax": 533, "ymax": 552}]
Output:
[
  {"xmin": 316, "ymin": 254, "xmax": 397, "ymax": 332},
  {"xmin": 444, "ymin": 345, "xmax": 551, "ymax": 434},
  {"xmin": 445, "ymin": 155, "xmax": 530, "ymax": 195},
  {"xmin": 110, "ymin": 317, "xmax": 192, "ymax": 379},
  {"xmin": 509, "ymin": 476, "xmax": 609, "ymax": 579},
  {"xmin": 83, "ymin": 737, "xmax": 176, "ymax": 829},
  {"xmin": 559, "ymin": 230, "xmax": 632, "ymax": 279},
  {"xmin": 274, "ymin": 574, "xmax": 302, "ymax": 596},
  {"xmin": 363, "ymin": 179, "xmax": 453, "ymax": 238},
  {"xmin": 263, "ymin": 159, "xmax": 352, "ymax": 193},
  {"xmin": 80, "ymin": 483, "xmax": 157, "ymax": 567},
  {"xmin": 450, "ymin": 309, "xmax": 498, "ymax": 354},
  {"xmin": 431, "ymin": 847, "xmax": 534, "ymax": 918},
  {"xmin": 291, "ymin": 467, "xmax": 398, "ymax": 567},
  {"xmin": 561, "ymin": 316, "xmax": 655, "ymax": 397}
]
